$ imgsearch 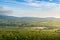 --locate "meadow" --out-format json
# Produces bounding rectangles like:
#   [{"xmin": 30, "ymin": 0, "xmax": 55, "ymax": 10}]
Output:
[
  {"xmin": 0, "ymin": 27, "xmax": 60, "ymax": 40},
  {"xmin": 0, "ymin": 16, "xmax": 60, "ymax": 40}
]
